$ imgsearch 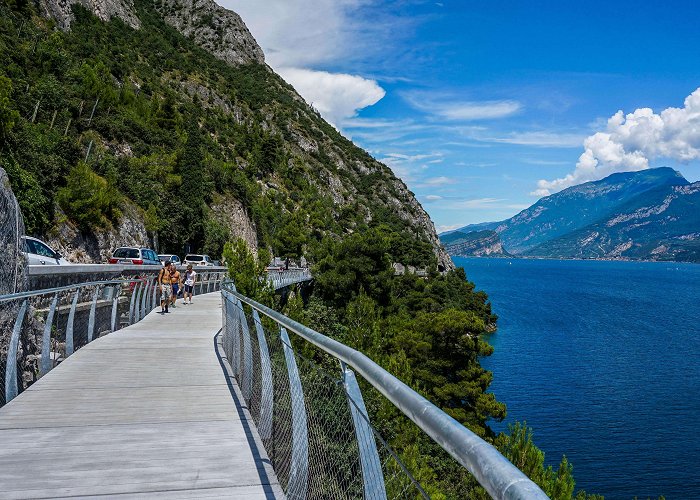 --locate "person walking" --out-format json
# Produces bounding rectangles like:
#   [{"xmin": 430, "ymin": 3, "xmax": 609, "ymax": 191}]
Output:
[
  {"xmin": 183, "ymin": 264, "xmax": 196, "ymax": 305},
  {"xmin": 157, "ymin": 262, "xmax": 172, "ymax": 314},
  {"xmin": 169, "ymin": 262, "xmax": 181, "ymax": 308}
]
